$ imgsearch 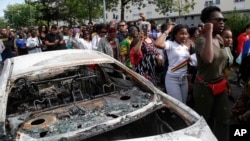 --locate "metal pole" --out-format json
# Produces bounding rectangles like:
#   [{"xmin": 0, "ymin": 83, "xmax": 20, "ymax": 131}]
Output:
[{"xmin": 103, "ymin": 0, "xmax": 106, "ymax": 23}]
